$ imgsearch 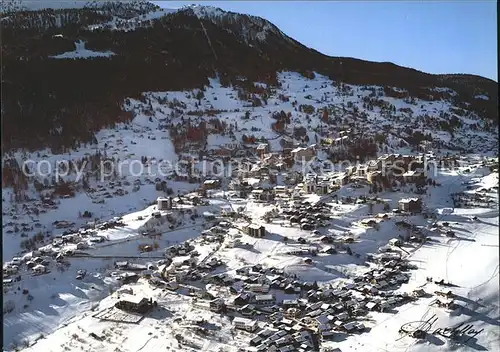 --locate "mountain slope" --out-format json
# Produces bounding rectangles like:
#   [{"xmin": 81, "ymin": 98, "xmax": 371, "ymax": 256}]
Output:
[{"xmin": 1, "ymin": 2, "xmax": 497, "ymax": 154}]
